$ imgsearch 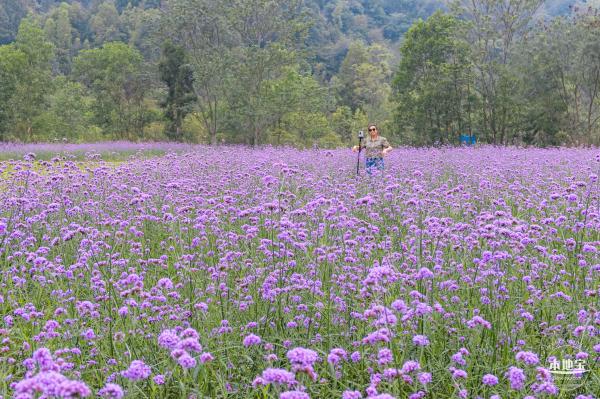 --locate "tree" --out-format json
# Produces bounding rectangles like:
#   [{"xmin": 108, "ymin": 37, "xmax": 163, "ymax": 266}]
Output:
[
  {"xmin": 450, "ymin": 0, "xmax": 544, "ymax": 144},
  {"xmin": 334, "ymin": 41, "xmax": 368, "ymax": 110},
  {"xmin": 89, "ymin": 1, "xmax": 124, "ymax": 45},
  {"xmin": 158, "ymin": 40, "xmax": 196, "ymax": 141},
  {"xmin": 68, "ymin": 2, "xmax": 93, "ymax": 47},
  {"xmin": 225, "ymin": 45, "xmax": 298, "ymax": 145},
  {"xmin": 73, "ymin": 42, "xmax": 149, "ymax": 139},
  {"xmin": 0, "ymin": 45, "xmax": 27, "ymax": 140},
  {"xmin": 263, "ymin": 66, "xmax": 332, "ymax": 146},
  {"xmin": 224, "ymin": 0, "xmax": 311, "ymax": 145},
  {"xmin": 576, "ymin": 14, "xmax": 600, "ymax": 145},
  {"xmin": 330, "ymin": 105, "xmax": 368, "ymax": 144},
  {"xmin": 392, "ymin": 11, "xmax": 474, "ymax": 145},
  {"xmin": 510, "ymin": 18, "xmax": 569, "ymax": 145},
  {"xmin": 0, "ymin": 0, "xmax": 29, "ymax": 45},
  {"xmin": 44, "ymin": 2, "xmax": 75, "ymax": 74},
  {"xmin": 161, "ymin": 0, "xmax": 234, "ymax": 145},
  {"xmin": 333, "ymin": 41, "xmax": 393, "ymax": 121},
  {"xmin": 121, "ymin": 6, "xmax": 162, "ymax": 61},
  {"xmin": 33, "ymin": 76, "xmax": 95, "ymax": 142},
  {"xmin": 6, "ymin": 18, "xmax": 55, "ymax": 141},
  {"xmin": 520, "ymin": 12, "xmax": 600, "ymax": 145}
]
